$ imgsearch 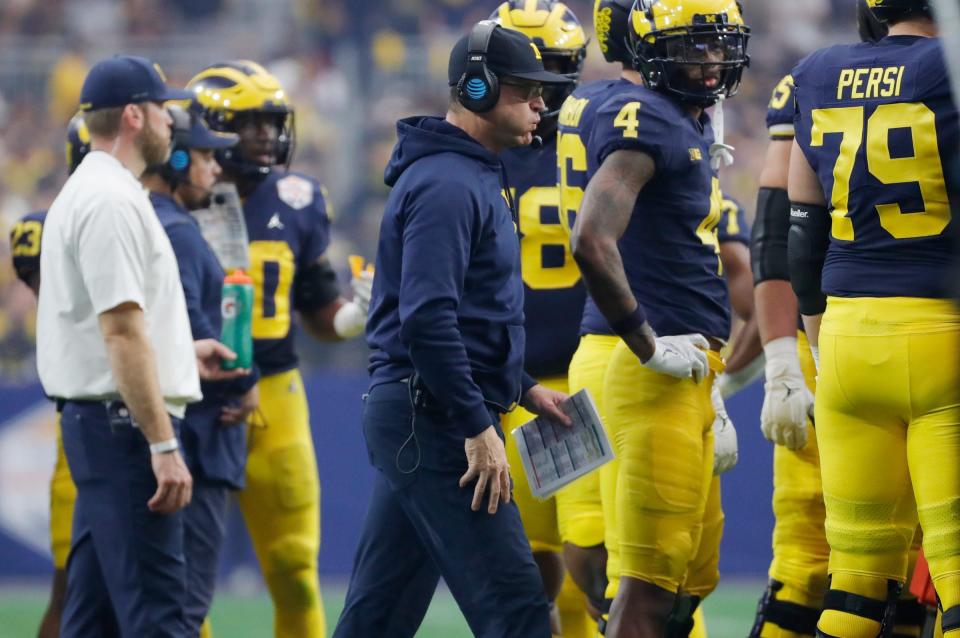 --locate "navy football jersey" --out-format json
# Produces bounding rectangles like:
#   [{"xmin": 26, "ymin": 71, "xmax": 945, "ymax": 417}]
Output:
[
  {"xmin": 558, "ymin": 78, "xmax": 630, "ymax": 231},
  {"xmin": 557, "ymin": 78, "xmax": 634, "ymax": 336},
  {"xmin": 574, "ymin": 84, "xmax": 731, "ymax": 339},
  {"xmin": 718, "ymin": 195, "xmax": 749, "ymax": 246},
  {"xmin": 793, "ymin": 36, "xmax": 959, "ymax": 299},
  {"xmin": 10, "ymin": 210, "xmax": 46, "ymax": 285},
  {"xmin": 502, "ymin": 137, "xmax": 585, "ymax": 379},
  {"xmin": 767, "ymin": 74, "xmax": 796, "ymax": 141},
  {"xmin": 243, "ymin": 169, "xmax": 332, "ymax": 375}
]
